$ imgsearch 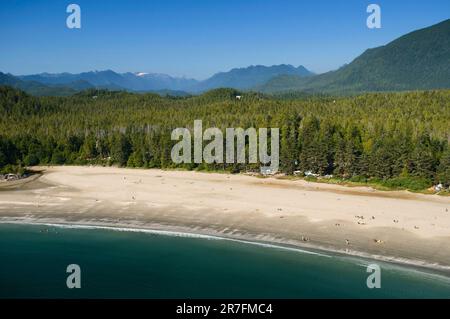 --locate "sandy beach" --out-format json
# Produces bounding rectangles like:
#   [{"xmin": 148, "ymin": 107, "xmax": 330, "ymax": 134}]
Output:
[{"xmin": 1, "ymin": 166, "xmax": 450, "ymax": 272}]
